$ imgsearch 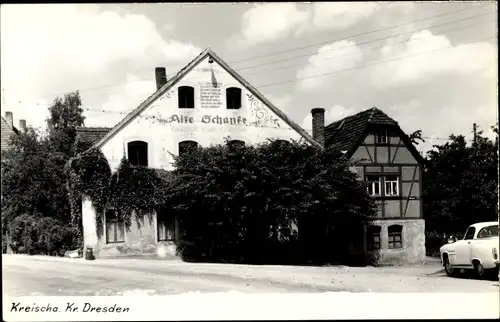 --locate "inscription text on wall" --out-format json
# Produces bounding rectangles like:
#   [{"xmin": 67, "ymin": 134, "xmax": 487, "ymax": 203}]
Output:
[
  {"xmin": 200, "ymin": 82, "xmax": 222, "ymax": 108},
  {"xmin": 167, "ymin": 114, "xmax": 247, "ymax": 125}
]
